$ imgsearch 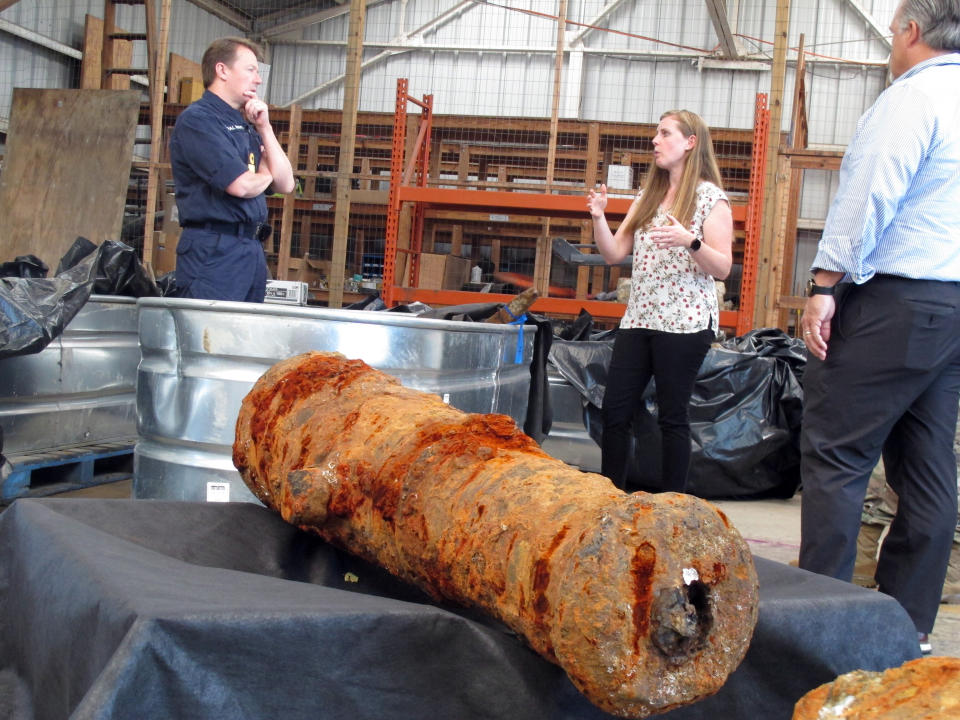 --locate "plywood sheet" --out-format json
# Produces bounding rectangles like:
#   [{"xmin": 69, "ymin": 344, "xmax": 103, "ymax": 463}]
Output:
[{"xmin": 0, "ymin": 88, "xmax": 141, "ymax": 272}]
